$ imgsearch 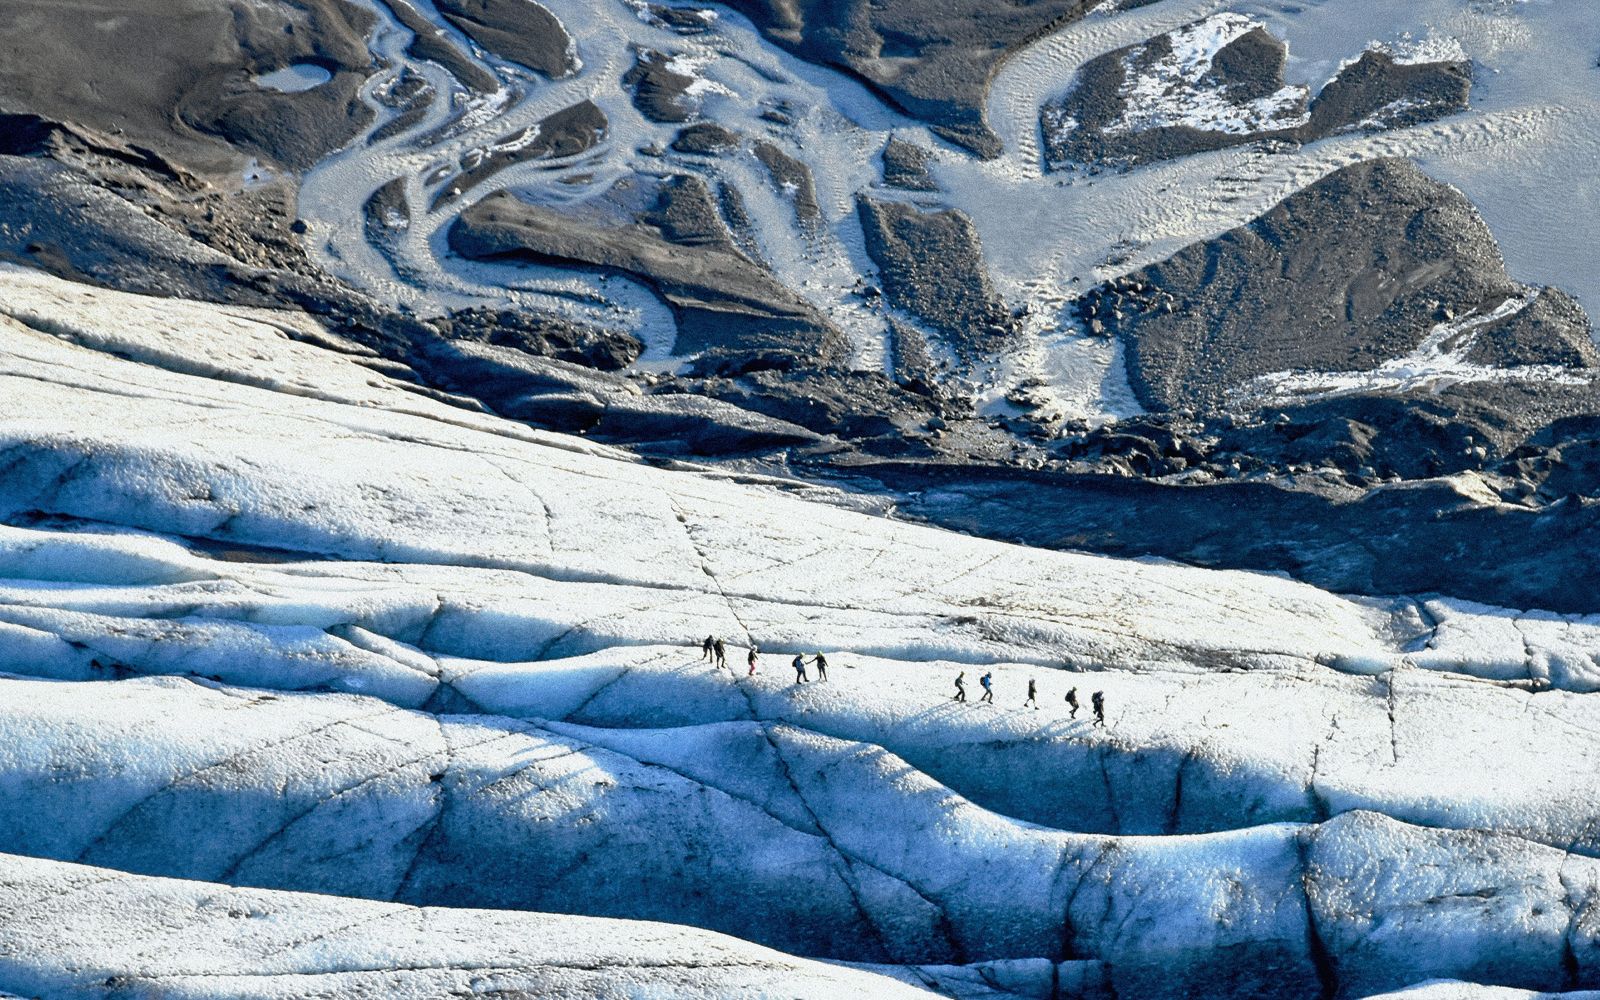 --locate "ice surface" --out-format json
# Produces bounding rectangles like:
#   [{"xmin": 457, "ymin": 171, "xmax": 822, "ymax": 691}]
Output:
[
  {"xmin": 3, "ymin": 267, "xmax": 1600, "ymax": 993},
  {"xmin": 0, "ymin": 674, "xmax": 1191, "ymax": 963},
  {"xmin": 0, "ymin": 268, "xmax": 1404, "ymax": 676},
  {"xmin": 5, "ymin": 671, "xmax": 1599, "ymax": 993},
  {"xmin": 1364, "ymin": 984, "xmax": 1600, "ymax": 1000},
  {"xmin": 0, "ymin": 853, "xmax": 939, "ymax": 999}
]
